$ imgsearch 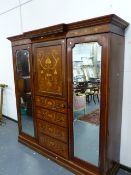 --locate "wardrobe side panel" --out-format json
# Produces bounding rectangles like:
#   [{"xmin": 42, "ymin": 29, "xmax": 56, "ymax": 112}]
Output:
[{"xmin": 108, "ymin": 33, "xmax": 125, "ymax": 167}]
